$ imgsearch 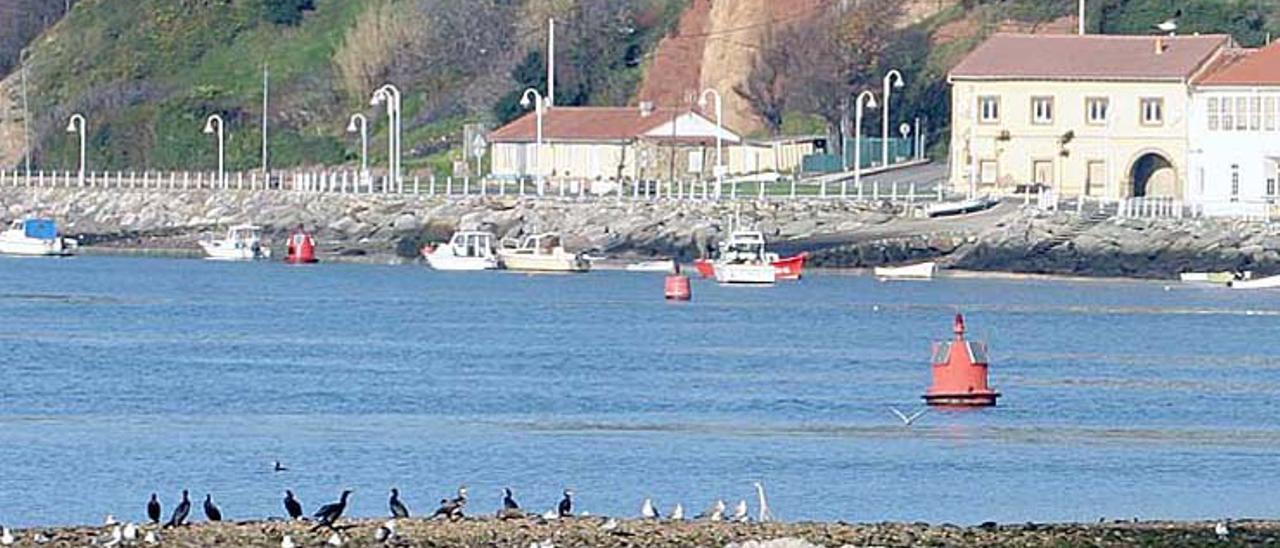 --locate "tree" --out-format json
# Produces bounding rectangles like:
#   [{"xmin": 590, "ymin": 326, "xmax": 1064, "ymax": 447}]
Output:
[
  {"xmin": 735, "ymin": 26, "xmax": 790, "ymax": 136},
  {"xmin": 259, "ymin": 0, "xmax": 316, "ymax": 26}
]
